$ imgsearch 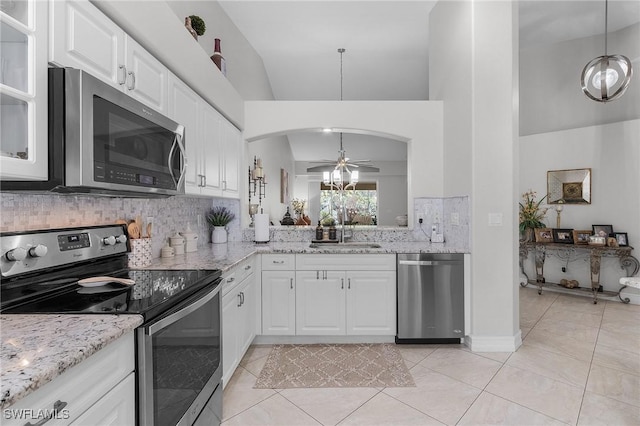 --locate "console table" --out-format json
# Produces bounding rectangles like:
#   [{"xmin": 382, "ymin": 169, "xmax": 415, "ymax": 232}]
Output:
[{"xmin": 519, "ymin": 242, "xmax": 639, "ymax": 304}]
